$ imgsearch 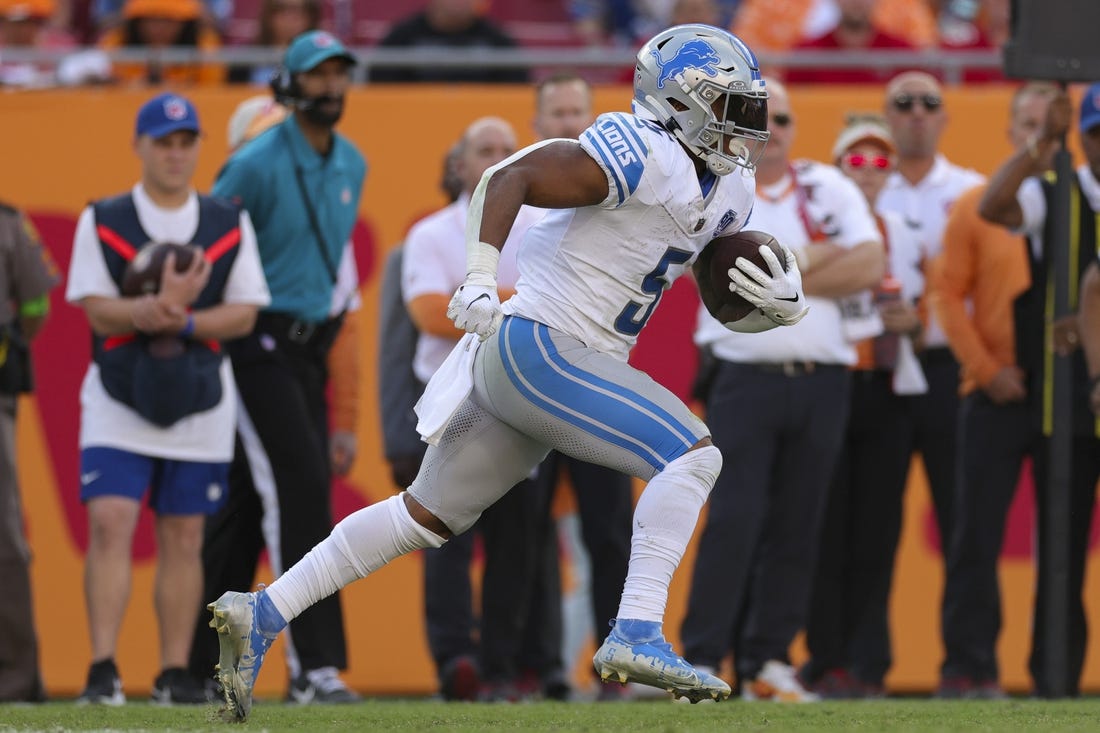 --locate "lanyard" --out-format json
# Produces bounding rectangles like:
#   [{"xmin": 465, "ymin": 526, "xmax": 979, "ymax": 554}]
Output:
[{"xmin": 786, "ymin": 164, "xmax": 830, "ymax": 243}]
